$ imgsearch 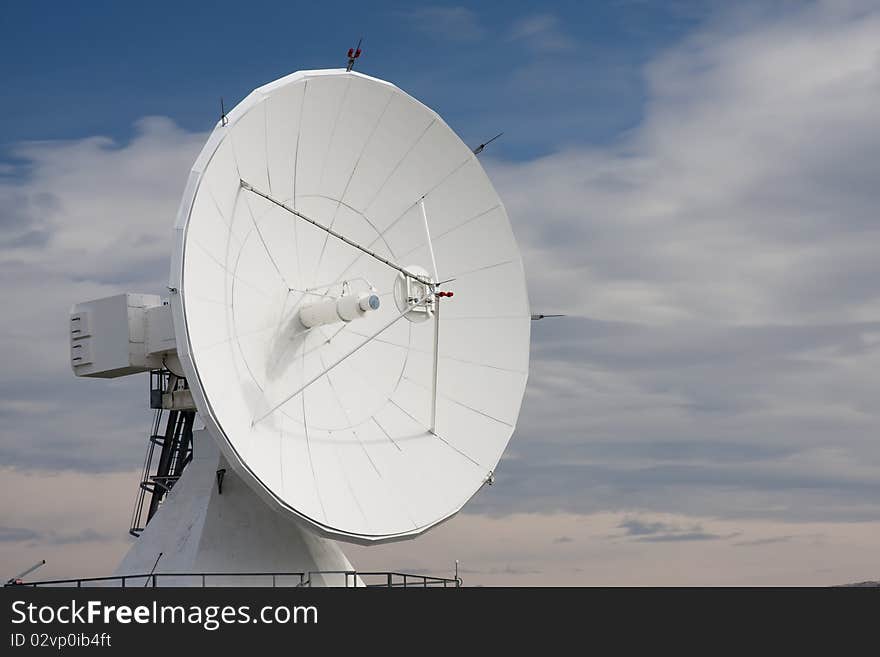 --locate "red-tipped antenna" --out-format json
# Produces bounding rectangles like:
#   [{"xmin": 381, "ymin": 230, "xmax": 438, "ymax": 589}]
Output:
[{"xmin": 346, "ymin": 38, "xmax": 364, "ymax": 72}]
